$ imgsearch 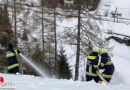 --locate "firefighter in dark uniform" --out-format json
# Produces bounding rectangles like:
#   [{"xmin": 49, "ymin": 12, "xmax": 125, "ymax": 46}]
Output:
[
  {"xmin": 98, "ymin": 48, "xmax": 115, "ymax": 83},
  {"xmin": 6, "ymin": 43, "xmax": 20, "ymax": 74},
  {"xmin": 86, "ymin": 46, "xmax": 100, "ymax": 83}
]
